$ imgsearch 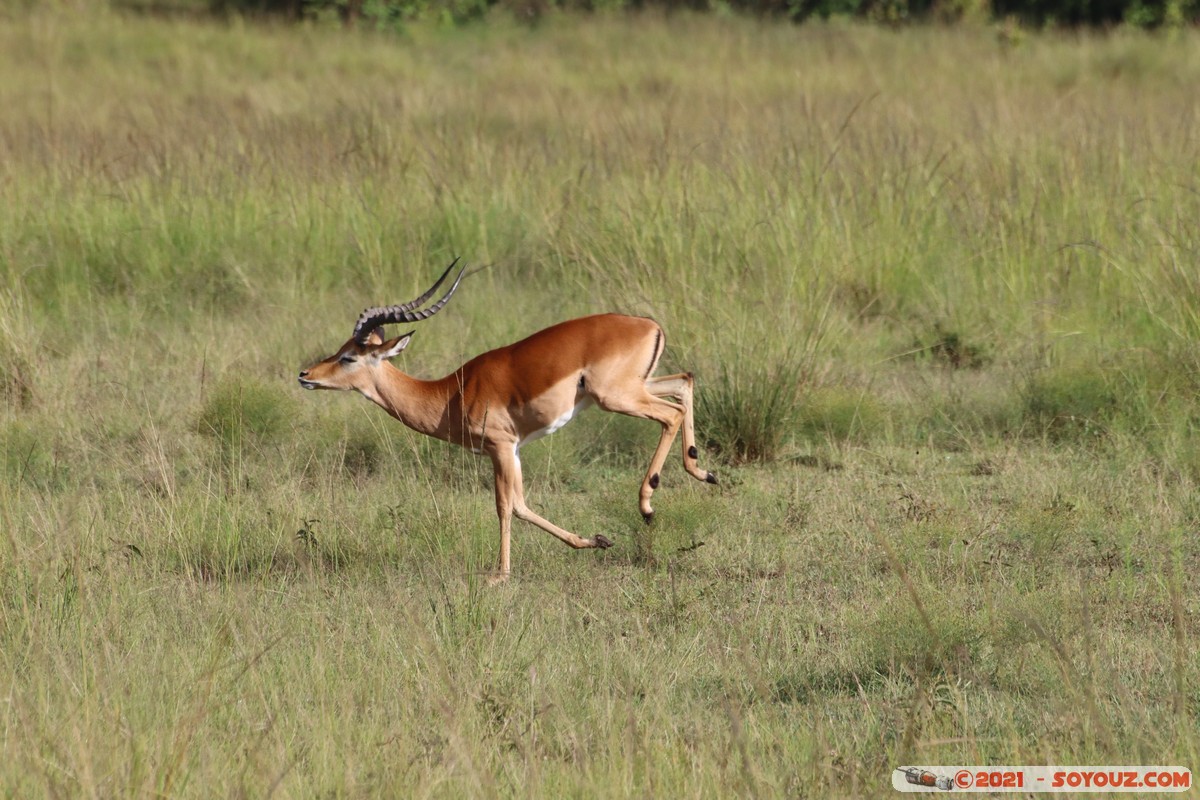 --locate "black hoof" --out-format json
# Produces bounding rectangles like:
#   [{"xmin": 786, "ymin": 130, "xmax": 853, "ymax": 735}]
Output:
[
  {"xmin": 706, "ymin": 472, "xmax": 719, "ymax": 485},
  {"xmin": 594, "ymin": 534, "xmax": 614, "ymax": 549},
  {"xmin": 642, "ymin": 511, "xmax": 654, "ymax": 525}
]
